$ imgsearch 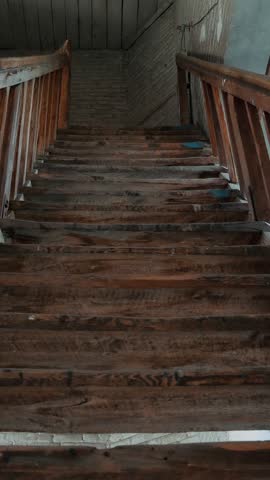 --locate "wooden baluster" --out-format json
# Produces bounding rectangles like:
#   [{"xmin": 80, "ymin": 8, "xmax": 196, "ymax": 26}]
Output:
[
  {"xmin": 44, "ymin": 73, "xmax": 53, "ymax": 151},
  {"xmin": 38, "ymin": 74, "xmax": 51, "ymax": 155},
  {"xmin": 221, "ymin": 92, "xmax": 243, "ymax": 186},
  {"xmin": 0, "ymin": 88, "xmax": 10, "ymax": 197},
  {"xmin": 46, "ymin": 72, "xmax": 55, "ymax": 147},
  {"xmin": 33, "ymin": 77, "xmax": 45, "ymax": 167},
  {"xmin": 211, "ymin": 87, "xmax": 237, "ymax": 182},
  {"xmin": 51, "ymin": 70, "xmax": 61, "ymax": 143},
  {"xmin": 48, "ymin": 71, "xmax": 59, "ymax": 145},
  {"xmin": 27, "ymin": 79, "xmax": 40, "ymax": 175},
  {"xmin": 226, "ymin": 94, "xmax": 253, "ymax": 204},
  {"xmin": 20, "ymin": 79, "xmax": 35, "ymax": 186},
  {"xmin": 58, "ymin": 63, "xmax": 71, "ymax": 130},
  {"xmin": 228, "ymin": 95, "xmax": 269, "ymax": 220},
  {"xmin": 0, "ymin": 85, "xmax": 22, "ymax": 217},
  {"xmin": 263, "ymin": 111, "xmax": 270, "ymax": 142},
  {"xmin": 246, "ymin": 103, "xmax": 270, "ymax": 215},
  {"xmin": 12, "ymin": 82, "xmax": 28, "ymax": 199},
  {"xmin": 201, "ymin": 81, "xmax": 218, "ymax": 157},
  {"xmin": 177, "ymin": 67, "xmax": 190, "ymax": 125}
]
